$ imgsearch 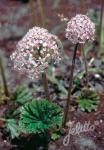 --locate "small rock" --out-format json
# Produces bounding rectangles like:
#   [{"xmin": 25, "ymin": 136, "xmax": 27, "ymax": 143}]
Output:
[
  {"xmin": 75, "ymin": 137, "xmax": 98, "ymax": 150},
  {"xmin": 93, "ymin": 83, "xmax": 103, "ymax": 93},
  {"xmin": 38, "ymin": 146, "xmax": 45, "ymax": 150},
  {"xmin": 73, "ymin": 91, "xmax": 81, "ymax": 97},
  {"xmin": 48, "ymin": 143, "xmax": 57, "ymax": 150},
  {"xmin": 94, "ymin": 74, "xmax": 101, "ymax": 79},
  {"xmin": 59, "ymin": 101, "xmax": 66, "ymax": 108},
  {"xmin": 75, "ymin": 108, "xmax": 84, "ymax": 117},
  {"xmin": 94, "ymin": 59, "xmax": 101, "ymax": 67},
  {"xmin": 100, "ymin": 120, "xmax": 103, "ymax": 123}
]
